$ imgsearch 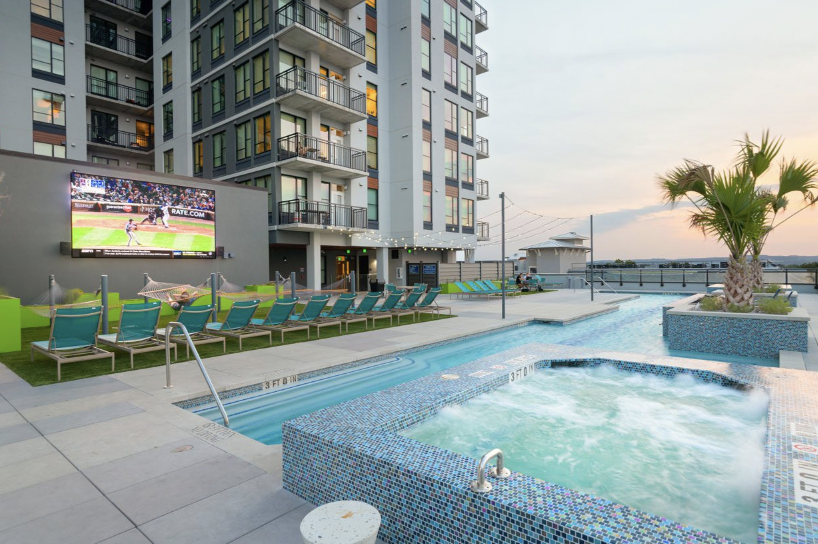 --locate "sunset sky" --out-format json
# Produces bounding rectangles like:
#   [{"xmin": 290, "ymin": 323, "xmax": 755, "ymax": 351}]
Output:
[{"xmin": 473, "ymin": 0, "xmax": 818, "ymax": 261}]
